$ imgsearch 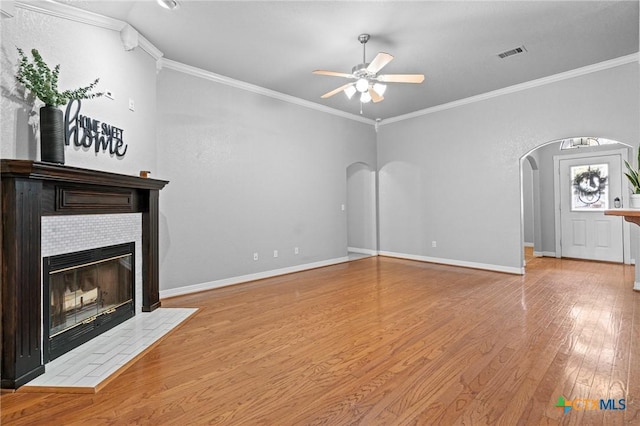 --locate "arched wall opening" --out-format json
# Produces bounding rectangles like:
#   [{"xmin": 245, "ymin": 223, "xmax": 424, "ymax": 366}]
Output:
[
  {"xmin": 346, "ymin": 162, "xmax": 378, "ymax": 257},
  {"xmin": 520, "ymin": 136, "xmax": 633, "ymax": 268}
]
